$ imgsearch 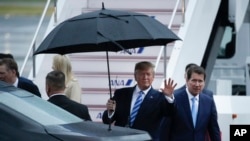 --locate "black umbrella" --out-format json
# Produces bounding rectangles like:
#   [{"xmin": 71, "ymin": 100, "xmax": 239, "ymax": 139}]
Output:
[{"xmin": 34, "ymin": 3, "xmax": 181, "ymax": 98}]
